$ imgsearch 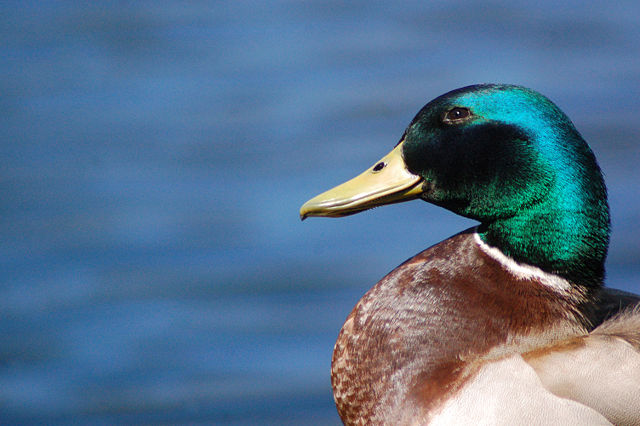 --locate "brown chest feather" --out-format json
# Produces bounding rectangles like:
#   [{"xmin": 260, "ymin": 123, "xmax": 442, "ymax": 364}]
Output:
[{"xmin": 330, "ymin": 230, "xmax": 589, "ymax": 425}]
